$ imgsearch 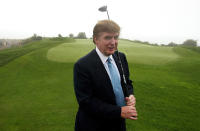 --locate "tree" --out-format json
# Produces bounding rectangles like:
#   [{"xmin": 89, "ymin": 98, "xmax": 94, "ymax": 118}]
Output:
[
  {"xmin": 33, "ymin": 33, "xmax": 37, "ymax": 38},
  {"xmin": 143, "ymin": 41, "xmax": 150, "ymax": 45},
  {"xmin": 69, "ymin": 33, "xmax": 74, "ymax": 38},
  {"xmin": 152, "ymin": 43, "xmax": 159, "ymax": 46},
  {"xmin": 182, "ymin": 39, "xmax": 197, "ymax": 47},
  {"xmin": 168, "ymin": 42, "xmax": 178, "ymax": 47},
  {"xmin": 77, "ymin": 32, "xmax": 87, "ymax": 39},
  {"xmin": 58, "ymin": 34, "xmax": 62, "ymax": 37},
  {"xmin": 31, "ymin": 34, "xmax": 42, "ymax": 40}
]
